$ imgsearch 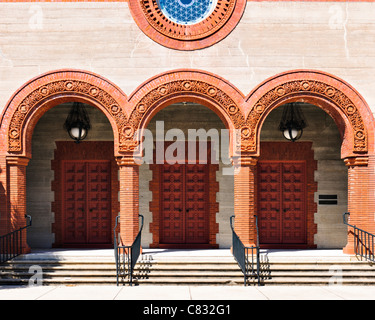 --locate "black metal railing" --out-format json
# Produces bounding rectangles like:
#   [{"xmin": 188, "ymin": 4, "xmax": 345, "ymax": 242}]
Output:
[
  {"xmin": 230, "ymin": 215, "xmax": 260, "ymax": 286},
  {"xmin": 0, "ymin": 215, "xmax": 32, "ymax": 264},
  {"xmin": 114, "ymin": 214, "xmax": 144, "ymax": 286},
  {"xmin": 343, "ymin": 212, "xmax": 374, "ymax": 262}
]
